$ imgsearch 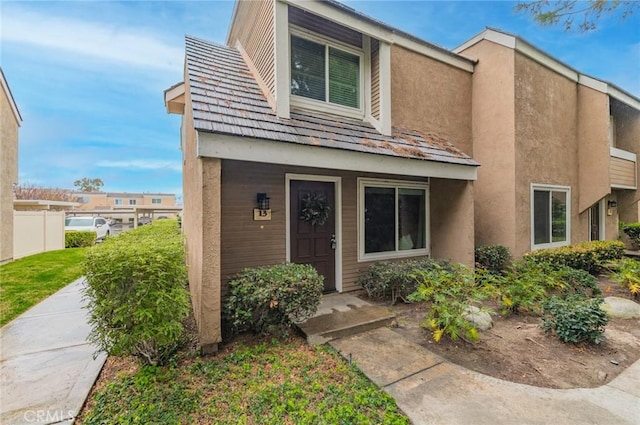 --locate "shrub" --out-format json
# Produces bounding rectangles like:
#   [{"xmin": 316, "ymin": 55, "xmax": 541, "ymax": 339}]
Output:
[
  {"xmin": 541, "ymin": 295, "xmax": 608, "ymax": 344},
  {"xmin": 83, "ymin": 220, "xmax": 189, "ymax": 365},
  {"xmin": 482, "ymin": 259, "xmax": 599, "ymax": 315},
  {"xmin": 357, "ymin": 258, "xmax": 446, "ymax": 304},
  {"xmin": 475, "ymin": 245, "xmax": 511, "ymax": 274},
  {"xmin": 408, "ymin": 264, "xmax": 492, "ymax": 343},
  {"xmin": 65, "ymin": 231, "xmax": 96, "ymax": 248},
  {"xmin": 223, "ymin": 263, "xmax": 324, "ymax": 336},
  {"xmin": 610, "ymin": 258, "xmax": 640, "ymax": 297},
  {"xmin": 621, "ymin": 222, "xmax": 640, "ymax": 248},
  {"xmin": 525, "ymin": 240, "xmax": 625, "ymax": 274}
]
